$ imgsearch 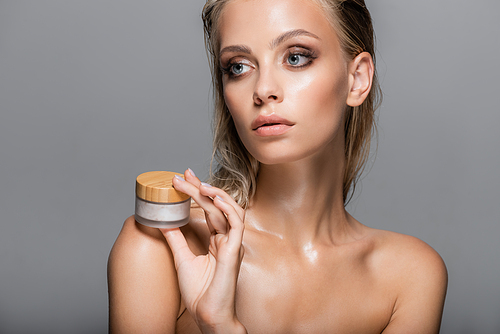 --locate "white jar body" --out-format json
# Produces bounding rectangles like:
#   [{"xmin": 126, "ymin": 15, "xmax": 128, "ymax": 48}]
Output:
[{"xmin": 135, "ymin": 196, "xmax": 190, "ymax": 228}]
